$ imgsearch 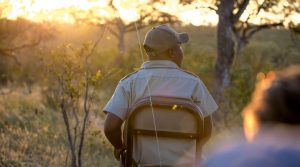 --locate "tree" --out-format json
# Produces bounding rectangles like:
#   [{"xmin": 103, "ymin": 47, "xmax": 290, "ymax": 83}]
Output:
[
  {"xmin": 73, "ymin": 0, "xmax": 178, "ymax": 59},
  {"xmin": 42, "ymin": 27, "xmax": 106, "ymax": 167},
  {"xmin": 0, "ymin": 18, "xmax": 50, "ymax": 63},
  {"xmin": 207, "ymin": 0, "xmax": 299, "ymax": 121},
  {"xmin": 232, "ymin": 0, "xmax": 300, "ymax": 54},
  {"xmin": 0, "ymin": 17, "xmax": 52, "ymax": 87}
]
